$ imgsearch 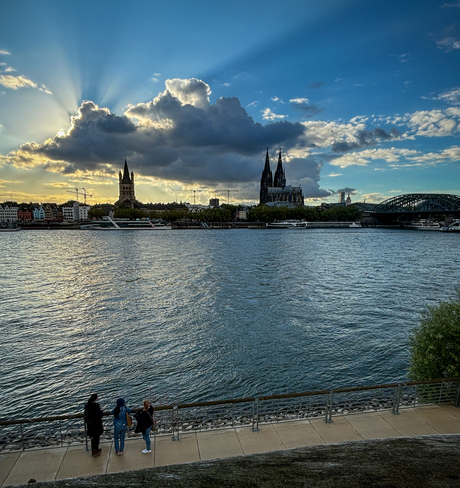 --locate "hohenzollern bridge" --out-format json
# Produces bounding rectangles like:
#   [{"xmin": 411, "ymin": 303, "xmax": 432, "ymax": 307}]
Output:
[{"xmin": 360, "ymin": 193, "xmax": 460, "ymax": 226}]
